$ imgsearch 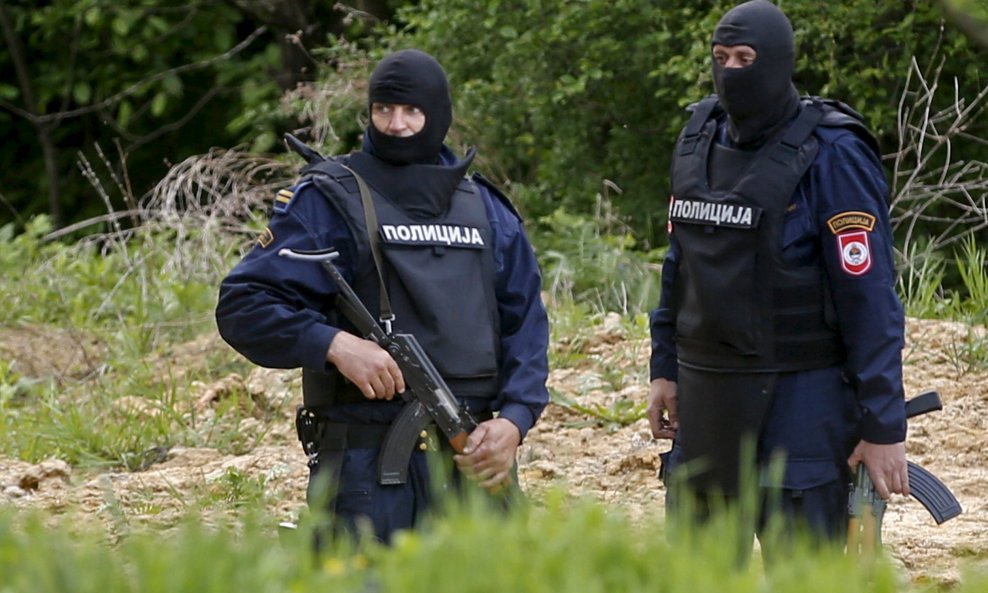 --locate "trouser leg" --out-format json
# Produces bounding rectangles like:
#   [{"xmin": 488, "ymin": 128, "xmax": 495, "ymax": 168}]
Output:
[
  {"xmin": 308, "ymin": 447, "xmax": 429, "ymax": 544},
  {"xmin": 757, "ymin": 479, "xmax": 849, "ymax": 564}
]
